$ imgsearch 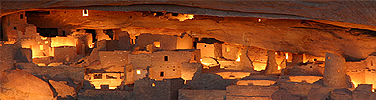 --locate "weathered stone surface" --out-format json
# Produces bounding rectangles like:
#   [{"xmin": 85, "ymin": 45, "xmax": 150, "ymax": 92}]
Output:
[
  {"xmin": 188, "ymin": 73, "xmax": 235, "ymax": 90},
  {"xmin": 330, "ymin": 88, "xmax": 352, "ymax": 100},
  {"xmin": 0, "ymin": 70, "xmax": 54, "ymax": 100},
  {"xmin": 271, "ymin": 89, "xmax": 300, "ymax": 100},
  {"xmin": 49, "ymin": 80, "xmax": 76, "ymax": 98},
  {"xmin": 0, "ymin": 44, "xmax": 15, "ymax": 72},
  {"xmin": 265, "ymin": 50, "xmax": 278, "ymax": 74},
  {"xmin": 352, "ymin": 84, "xmax": 376, "ymax": 100},
  {"xmin": 77, "ymin": 89, "xmax": 132, "ymax": 100},
  {"xmin": 178, "ymin": 89, "xmax": 225, "ymax": 100},
  {"xmin": 226, "ymin": 85, "xmax": 279, "ymax": 97},
  {"xmin": 307, "ymin": 87, "xmax": 333, "ymax": 100},
  {"xmin": 323, "ymin": 53, "xmax": 352, "ymax": 88},
  {"xmin": 1, "ymin": 1, "xmax": 376, "ymax": 29},
  {"xmin": 277, "ymin": 81, "xmax": 313, "ymax": 97},
  {"xmin": 17, "ymin": 63, "xmax": 85, "ymax": 82},
  {"xmin": 16, "ymin": 9, "xmax": 376, "ymax": 61}
]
